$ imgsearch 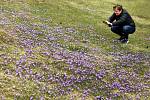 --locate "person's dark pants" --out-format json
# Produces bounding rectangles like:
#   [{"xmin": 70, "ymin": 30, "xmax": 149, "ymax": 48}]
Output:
[{"xmin": 111, "ymin": 25, "xmax": 136, "ymax": 40}]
